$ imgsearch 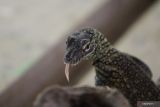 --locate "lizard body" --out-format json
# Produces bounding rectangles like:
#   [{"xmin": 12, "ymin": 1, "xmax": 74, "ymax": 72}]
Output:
[{"xmin": 64, "ymin": 28, "xmax": 160, "ymax": 107}]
